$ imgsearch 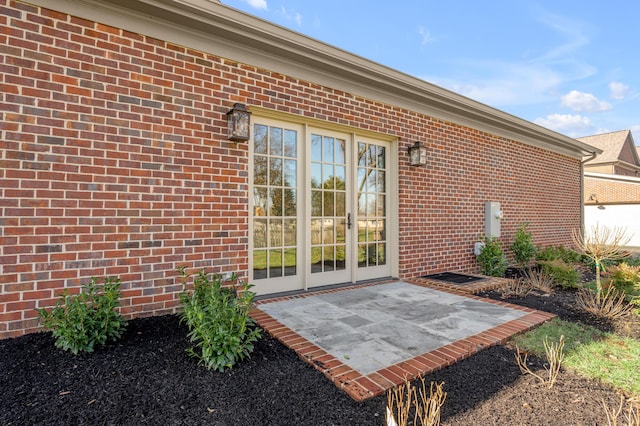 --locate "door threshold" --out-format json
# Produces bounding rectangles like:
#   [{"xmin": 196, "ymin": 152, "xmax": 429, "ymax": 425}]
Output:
[{"xmin": 254, "ymin": 277, "xmax": 397, "ymax": 301}]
